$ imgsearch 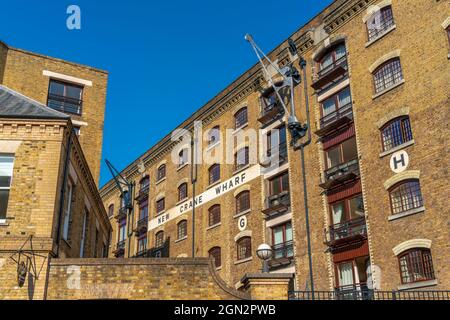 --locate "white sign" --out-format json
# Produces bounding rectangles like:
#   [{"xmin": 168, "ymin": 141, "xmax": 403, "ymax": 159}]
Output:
[
  {"xmin": 148, "ymin": 165, "xmax": 261, "ymax": 231},
  {"xmin": 390, "ymin": 150, "xmax": 409, "ymax": 173},
  {"xmin": 238, "ymin": 216, "xmax": 247, "ymax": 232}
]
